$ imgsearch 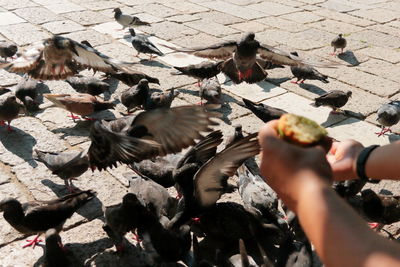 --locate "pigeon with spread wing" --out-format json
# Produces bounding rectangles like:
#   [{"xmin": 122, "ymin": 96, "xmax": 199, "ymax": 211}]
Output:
[
  {"xmin": 164, "ymin": 32, "xmax": 337, "ymax": 84},
  {"xmin": 88, "ymin": 105, "xmax": 219, "ymax": 171},
  {"xmin": 0, "ymin": 35, "xmax": 139, "ymax": 80}
]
